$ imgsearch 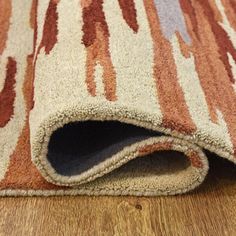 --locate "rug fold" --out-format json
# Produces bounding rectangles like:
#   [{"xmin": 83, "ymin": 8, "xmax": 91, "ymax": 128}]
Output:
[
  {"xmin": 0, "ymin": 0, "xmax": 236, "ymax": 196},
  {"xmin": 30, "ymin": 106, "xmax": 208, "ymax": 195}
]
